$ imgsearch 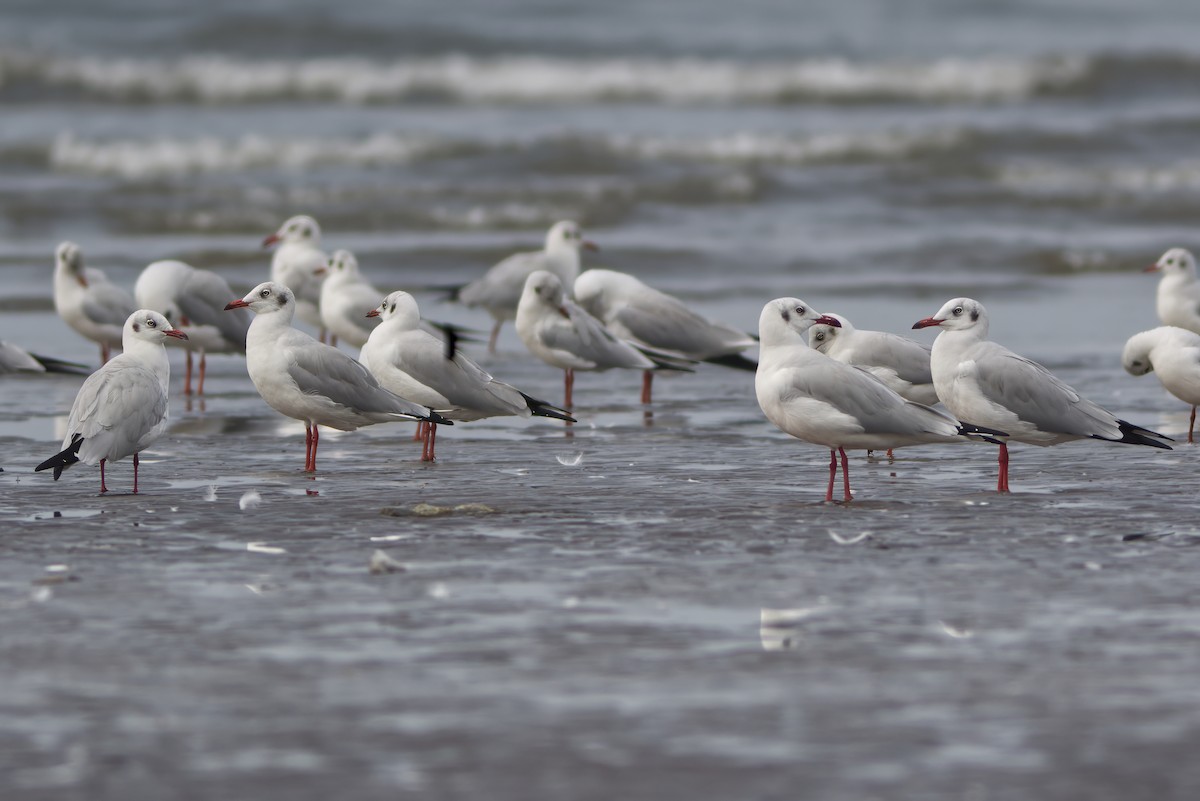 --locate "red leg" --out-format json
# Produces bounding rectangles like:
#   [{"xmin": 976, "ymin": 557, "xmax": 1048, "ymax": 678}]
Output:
[
  {"xmin": 413, "ymin": 420, "xmax": 426, "ymax": 442},
  {"xmin": 826, "ymin": 449, "xmax": 836, "ymax": 502},
  {"xmin": 422, "ymin": 422, "xmax": 438, "ymax": 462},
  {"xmin": 329, "ymin": 334, "xmax": 338, "ymax": 348},
  {"xmin": 132, "ymin": 452, "xmax": 140, "ymax": 494},
  {"xmin": 319, "ymin": 329, "xmax": 327, "ymax": 344},
  {"xmin": 184, "ymin": 351, "xmax": 194, "ymax": 395},
  {"xmin": 641, "ymin": 371, "xmax": 653, "ymax": 405},
  {"xmin": 488, "ymin": 320, "xmax": 502, "ymax": 354},
  {"xmin": 99, "ymin": 459, "xmax": 108, "ymax": 494},
  {"xmin": 997, "ymin": 443, "xmax": 1010, "ymax": 493},
  {"xmin": 839, "ymin": 447, "xmax": 852, "ymax": 502},
  {"xmin": 564, "ymin": 369, "xmax": 574, "ymax": 410},
  {"xmin": 100, "ymin": 343, "xmax": 110, "ymax": 364},
  {"xmin": 197, "ymin": 351, "xmax": 207, "ymax": 395},
  {"xmin": 886, "ymin": 448, "xmax": 895, "ymax": 461},
  {"xmin": 1190, "ymin": 406, "xmax": 1195, "ymax": 444},
  {"xmin": 304, "ymin": 423, "xmax": 313, "ymax": 472},
  {"xmin": 310, "ymin": 425, "xmax": 320, "ymax": 472}
]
